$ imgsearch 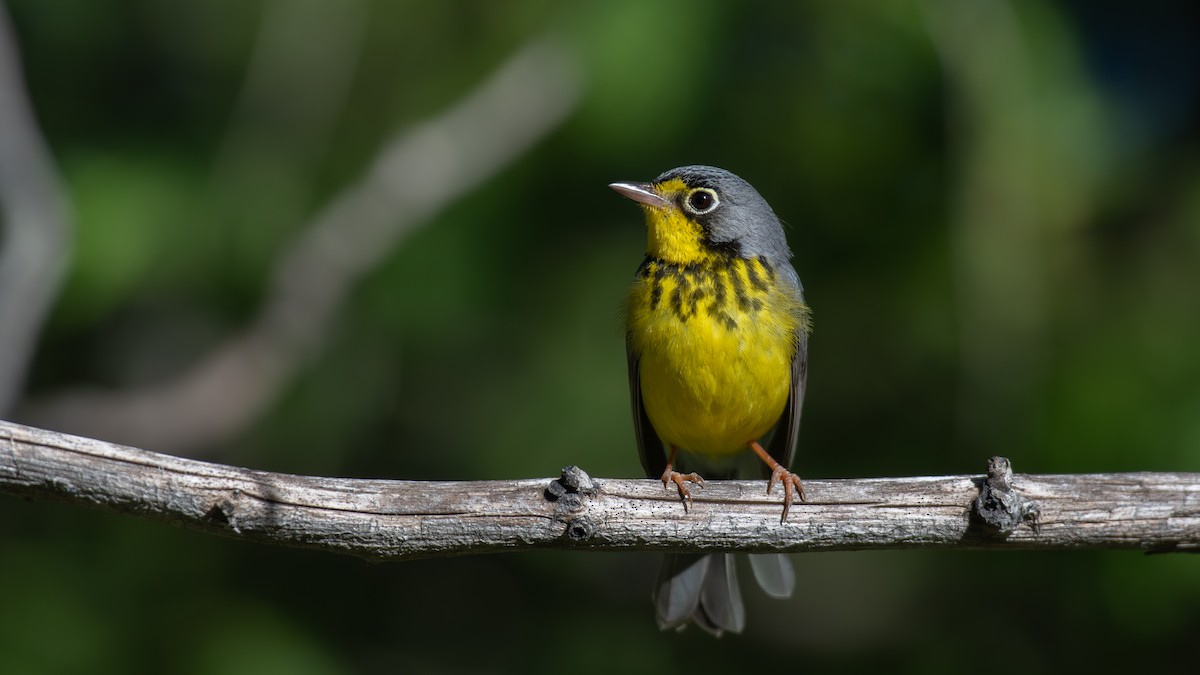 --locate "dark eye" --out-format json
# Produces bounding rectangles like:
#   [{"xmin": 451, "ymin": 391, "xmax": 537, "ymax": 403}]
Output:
[{"xmin": 685, "ymin": 188, "xmax": 718, "ymax": 214}]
